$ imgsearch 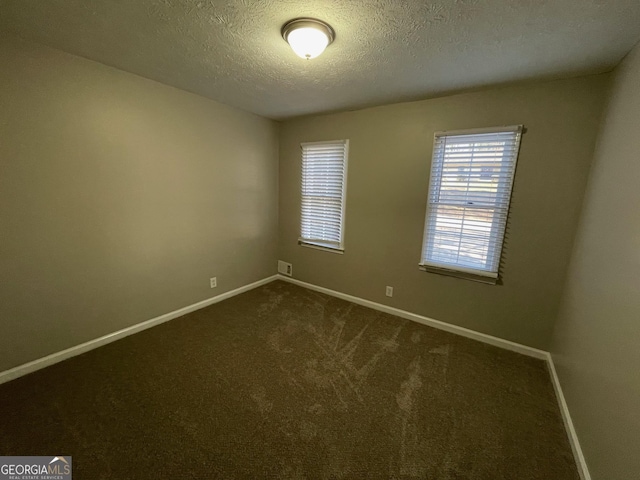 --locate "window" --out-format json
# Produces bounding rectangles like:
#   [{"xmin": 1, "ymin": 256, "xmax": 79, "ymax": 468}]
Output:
[
  {"xmin": 420, "ymin": 126, "xmax": 523, "ymax": 283},
  {"xmin": 299, "ymin": 140, "xmax": 349, "ymax": 253}
]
